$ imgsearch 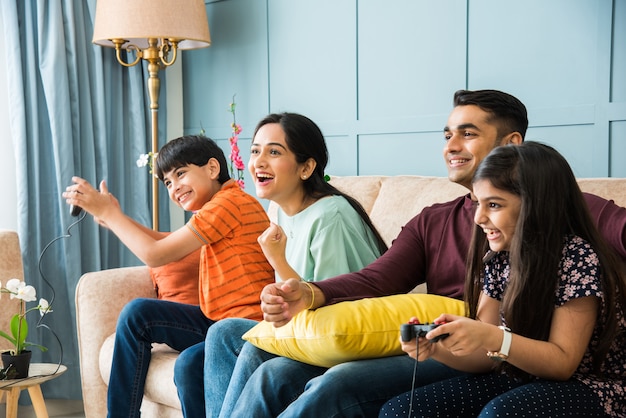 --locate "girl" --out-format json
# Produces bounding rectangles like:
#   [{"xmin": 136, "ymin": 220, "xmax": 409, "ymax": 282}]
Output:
[
  {"xmin": 380, "ymin": 141, "xmax": 626, "ymax": 417},
  {"xmin": 177, "ymin": 113, "xmax": 388, "ymax": 418}
]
